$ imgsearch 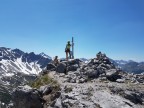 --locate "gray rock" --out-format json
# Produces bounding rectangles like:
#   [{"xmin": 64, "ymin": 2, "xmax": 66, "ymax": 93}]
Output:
[
  {"xmin": 123, "ymin": 91, "xmax": 144, "ymax": 104},
  {"xmin": 12, "ymin": 85, "xmax": 43, "ymax": 108},
  {"xmin": 39, "ymin": 85, "xmax": 52, "ymax": 95},
  {"xmin": 70, "ymin": 77, "xmax": 77, "ymax": 83},
  {"xmin": 87, "ymin": 69, "xmax": 99, "ymax": 79},
  {"xmin": 51, "ymin": 91, "xmax": 61, "ymax": 101},
  {"xmin": 67, "ymin": 59, "xmax": 81, "ymax": 66},
  {"xmin": 79, "ymin": 78, "xmax": 87, "ymax": 83},
  {"xmin": 56, "ymin": 63, "xmax": 66, "ymax": 73},
  {"xmin": 47, "ymin": 63, "xmax": 56, "ymax": 71},
  {"xmin": 116, "ymin": 79, "xmax": 125, "ymax": 83},
  {"xmin": 106, "ymin": 69, "xmax": 117, "ymax": 76},
  {"xmin": 54, "ymin": 98, "xmax": 62, "ymax": 108},
  {"xmin": 67, "ymin": 64, "xmax": 79, "ymax": 72},
  {"xmin": 106, "ymin": 69, "xmax": 122, "ymax": 81}
]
